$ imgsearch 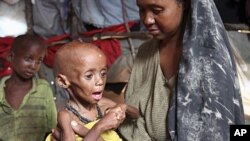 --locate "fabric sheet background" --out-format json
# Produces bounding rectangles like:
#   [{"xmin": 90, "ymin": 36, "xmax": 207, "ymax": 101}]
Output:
[{"xmin": 227, "ymin": 31, "xmax": 250, "ymax": 123}]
